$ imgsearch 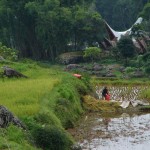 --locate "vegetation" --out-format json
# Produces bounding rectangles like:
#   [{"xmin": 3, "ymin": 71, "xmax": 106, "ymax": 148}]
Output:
[
  {"xmin": 82, "ymin": 95, "xmax": 121, "ymax": 112},
  {"xmin": 84, "ymin": 47, "xmax": 101, "ymax": 62},
  {"xmin": 139, "ymin": 2, "xmax": 150, "ymax": 31},
  {"xmin": 0, "ymin": 0, "xmax": 106, "ymax": 61},
  {"xmin": 117, "ymin": 36, "xmax": 136, "ymax": 65},
  {"xmin": 0, "ymin": 42, "xmax": 18, "ymax": 61},
  {"xmin": 92, "ymin": 77, "xmax": 150, "ymax": 86},
  {"xmin": 0, "ymin": 60, "xmax": 90, "ymax": 149},
  {"xmin": 139, "ymin": 88, "xmax": 150, "ymax": 101},
  {"xmin": 139, "ymin": 2, "xmax": 150, "ymax": 20},
  {"xmin": 0, "ymin": 0, "xmax": 150, "ymax": 149},
  {"xmin": 96, "ymin": 0, "xmax": 149, "ymax": 30}
]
